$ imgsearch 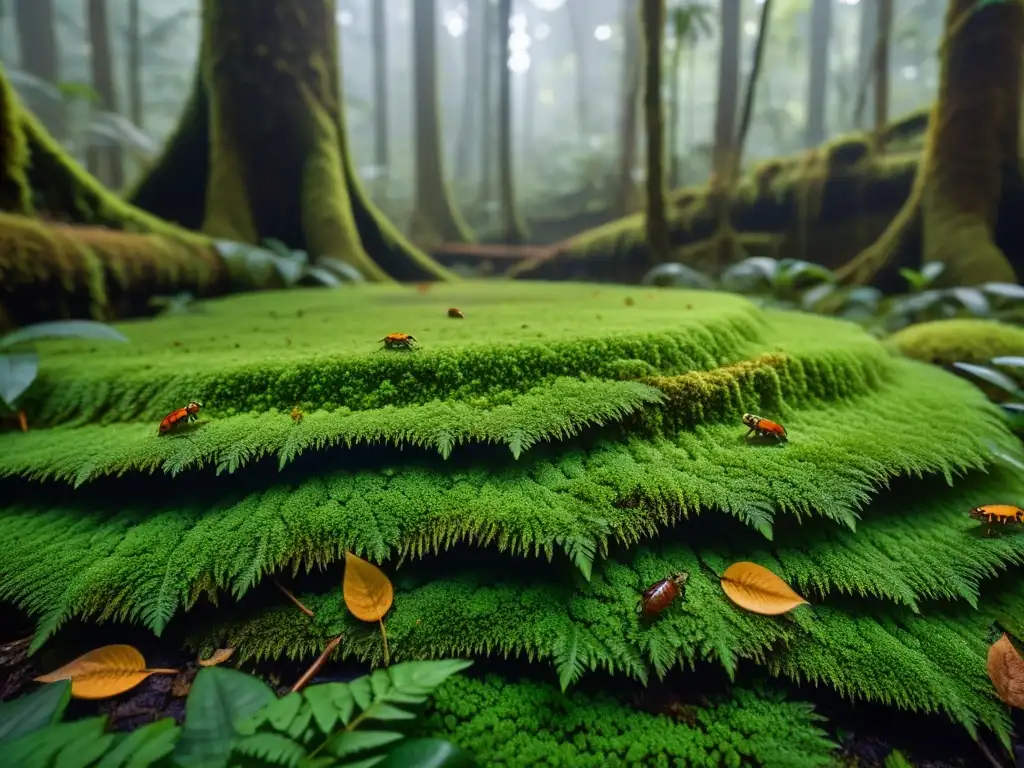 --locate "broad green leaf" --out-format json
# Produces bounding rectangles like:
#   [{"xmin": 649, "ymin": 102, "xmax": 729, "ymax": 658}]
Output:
[
  {"xmin": 348, "ymin": 676, "xmax": 373, "ymax": 712},
  {"xmin": 377, "ymin": 738, "xmax": 477, "ymax": 768},
  {"xmin": 720, "ymin": 257, "xmax": 778, "ymax": 292},
  {"xmin": 386, "ymin": 660, "xmax": 473, "ymax": 693},
  {"xmin": 920, "ymin": 261, "xmax": 945, "ymax": 283},
  {"xmin": 261, "ymin": 238, "xmax": 294, "ymax": 258},
  {"xmin": 952, "ymin": 362, "xmax": 1021, "ymax": 396},
  {"xmin": 303, "ymin": 685, "xmax": 339, "ymax": 734},
  {"xmin": 981, "ymin": 282, "xmax": 1024, "ymax": 300},
  {"xmin": 337, "ymin": 757, "xmax": 387, "ymax": 768},
  {"xmin": 264, "ymin": 692, "xmax": 303, "ymax": 731},
  {"xmin": 777, "ymin": 259, "xmax": 835, "ymax": 288},
  {"xmin": 799, "ymin": 282, "xmax": 834, "ymax": 312},
  {"xmin": 317, "ymin": 257, "xmax": 366, "ymax": 283},
  {"xmin": 365, "ymin": 703, "xmax": 415, "ymax": 721},
  {"xmin": 0, "ymin": 351, "xmax": 39, "ymax": 408},
  {"xmin": 845, "ymin": 286, "xmax": 883, "ymax": 309},
  {"xmin": 285, "ymin": 701, "xmax": 313, "ymax": 741},
  {"xmin": 0, "ymin": 679, "xmax": 71, "ymax": 742},
  {"xmin": 303, "ymin": 265, "xmax": 343, "ymax": 287},
  {"xmin": 993, "ymin": 357, "xmax": 1024, "ymax": 369},
  {"xmin": 950, "ymin": 287, "xmax": 990, "ymax": 317},
  {"xmin": 330, "ymin": 683, "xmax": 356, "ymax": 726},
  {"xmin": 0, "ymin": 717, "xmax": 109, "ymax": 768},
  {"xmin": 369, "ymin": 669, "xmax": 392, "ymax": 699},
  {"xmin": 96, "ymin": 718, "xmax": 179, "ymax": 768},
  {"xmin": 330, "ymin": 730, "xmax": 403, "ymax": 758},
  {"xmin": 898, "ymin": 268, "xmax": 926, "ymax": 291},
  {"xmin": 640, "ymin": 263, "xmax": 717, "ymax": 290},
  {"xmin": 173, "ymin": 667, "xmax": 275, "ymax": 768},
  {"xmin": 0, "ymin": 320, "xmax": 128, "ymax": 349}
]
